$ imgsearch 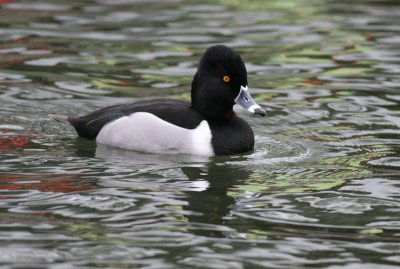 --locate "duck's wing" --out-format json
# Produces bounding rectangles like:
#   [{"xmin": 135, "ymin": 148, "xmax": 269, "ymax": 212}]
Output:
[{"xmin": 52, "ymin": 99, "xmax": 204, "ymax": 140}]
